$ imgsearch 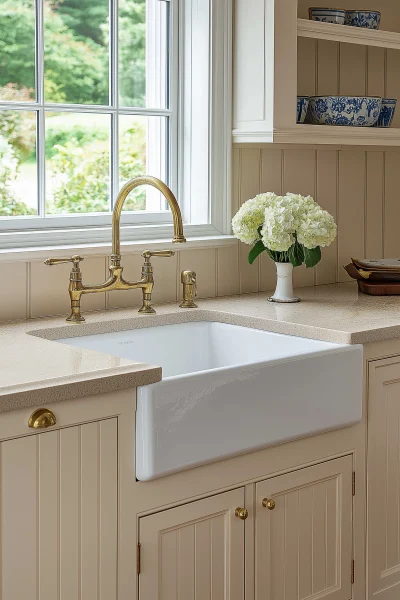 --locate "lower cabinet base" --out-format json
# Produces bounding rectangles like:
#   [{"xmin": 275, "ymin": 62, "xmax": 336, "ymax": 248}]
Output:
[{"xmin": 138, "ymin": 456, "xmax": 354, "ymax": 600}]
